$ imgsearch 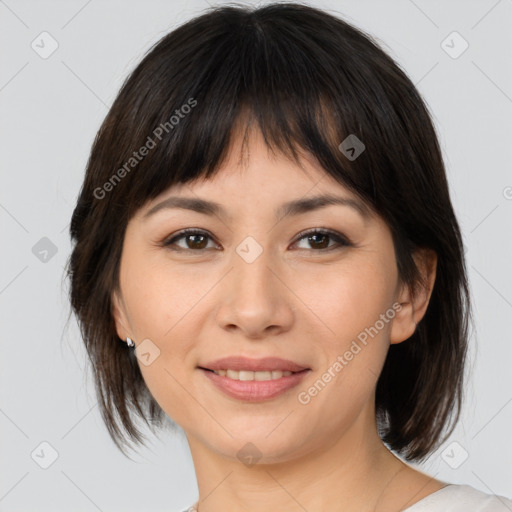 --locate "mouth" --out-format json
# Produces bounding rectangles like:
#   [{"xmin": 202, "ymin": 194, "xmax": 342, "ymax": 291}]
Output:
[
  {"xmin": 199, "ymin": 355, "xmax": 309, "ymax": 373},
  {"xmin": 198, "ymin": 367, "xmax": 309, "ymax": 381},
  {"xmin": 197, "ymin": 357, "xmax": 311, "ymax": 402},
  {"xmin": 197, "ymin": 355, "xmax": 311, "ymax": 401}
]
